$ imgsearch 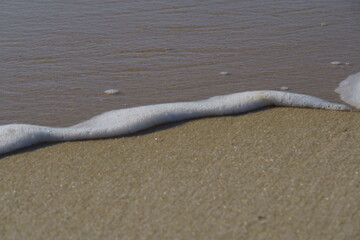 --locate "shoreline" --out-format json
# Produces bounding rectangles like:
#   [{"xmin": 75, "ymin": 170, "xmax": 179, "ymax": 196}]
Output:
[{"xmin": 1, "ymin": 108, "xmax": 359, "ymax": 239}]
